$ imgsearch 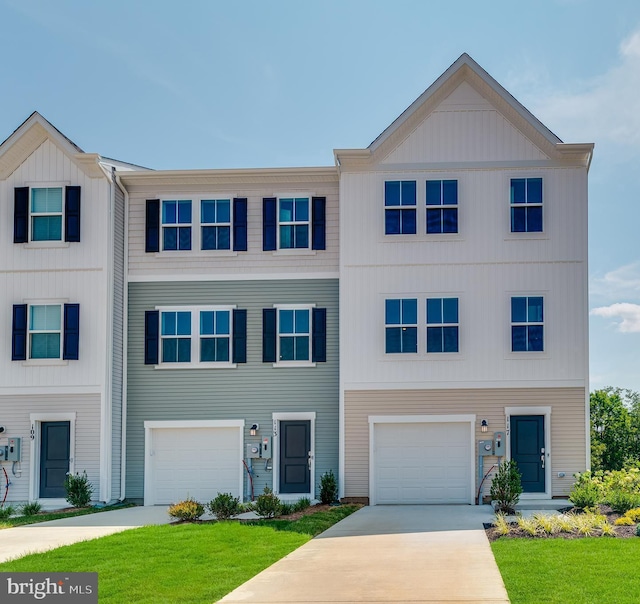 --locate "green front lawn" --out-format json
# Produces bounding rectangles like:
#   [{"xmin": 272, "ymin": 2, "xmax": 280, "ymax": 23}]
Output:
[
  {"xmin": 492, "ymin": 538, "xmax": 640, "ymax": 604},
  {"xmin": 0, "ymin": 505, "xmax": 359, "ymax": 603},
  {"xmin": 0, "ymin": 504, "xmax": 137, "ymax": 529}
]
